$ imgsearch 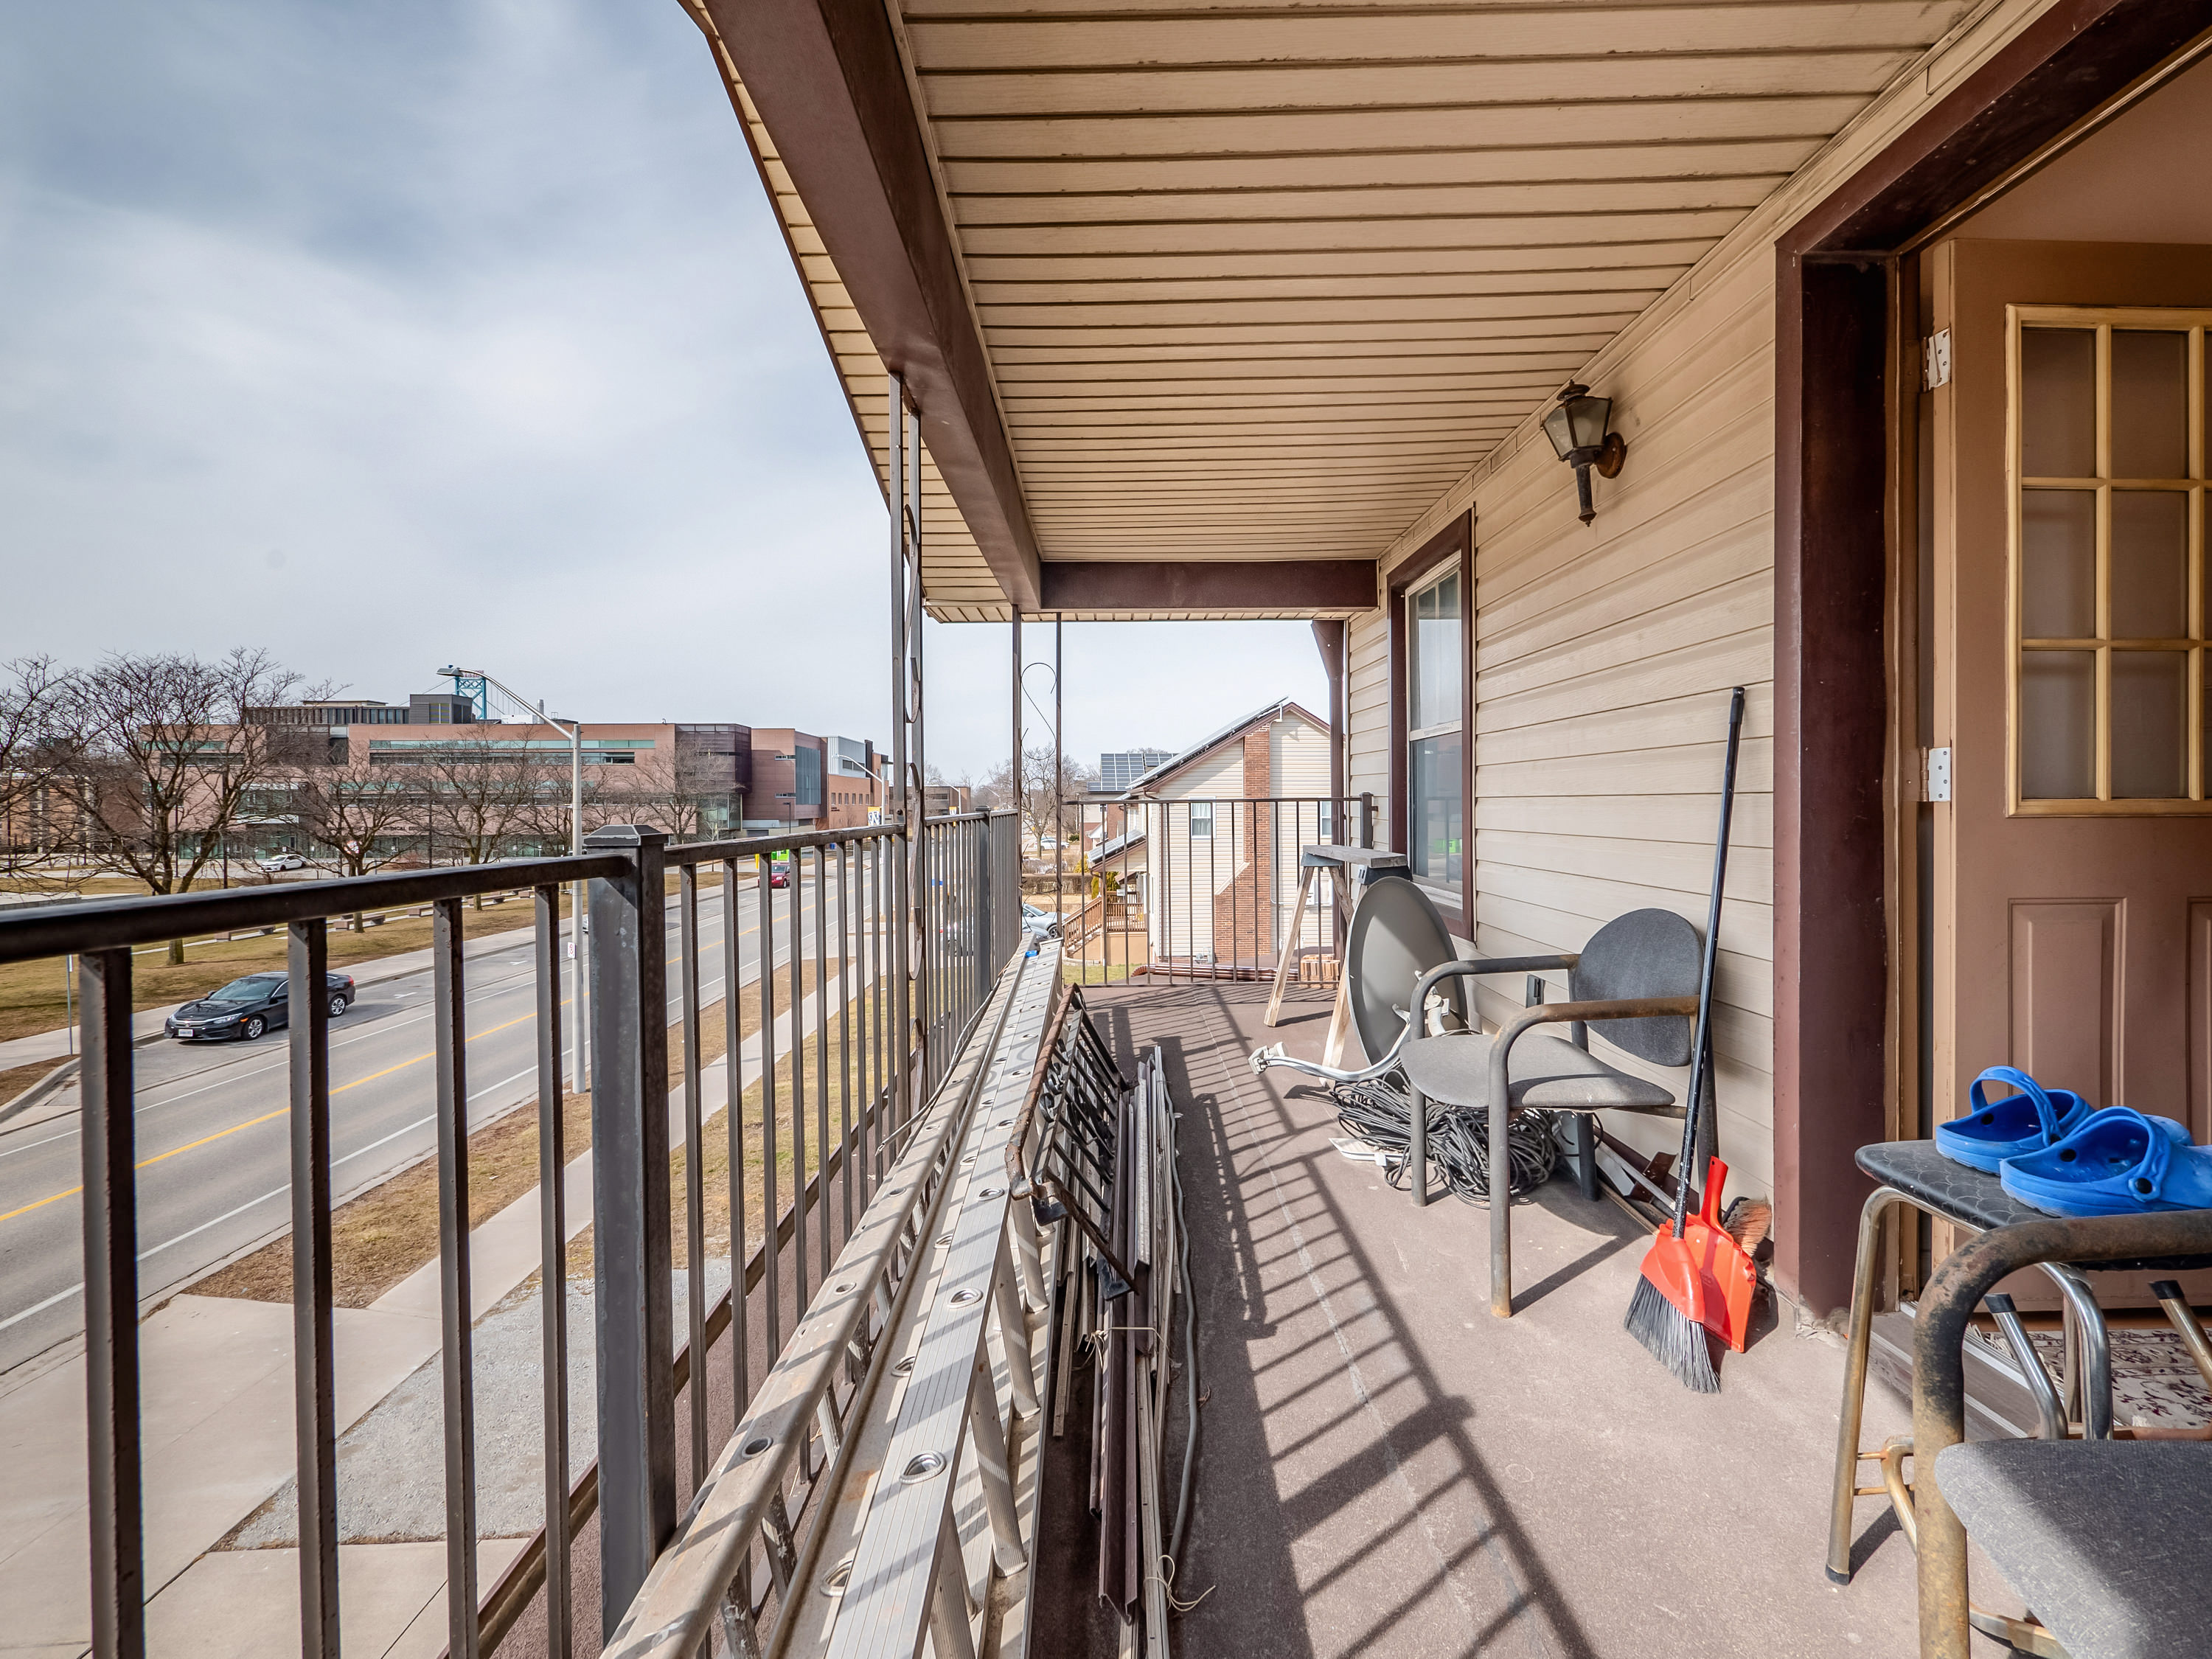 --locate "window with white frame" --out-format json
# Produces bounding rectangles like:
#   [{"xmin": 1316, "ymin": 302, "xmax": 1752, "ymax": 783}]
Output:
[
  {"xmin": 1407, "ymin": 566, "xmax": 1463, "ymax": 888},
  {"xmin": 1189, "ymin": 801, "xmax": 1214, "ymax": 840}
]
